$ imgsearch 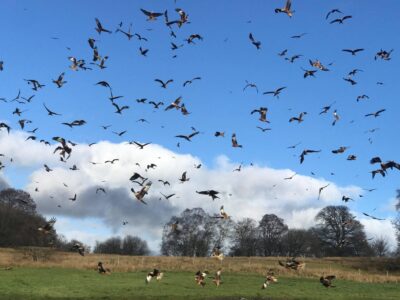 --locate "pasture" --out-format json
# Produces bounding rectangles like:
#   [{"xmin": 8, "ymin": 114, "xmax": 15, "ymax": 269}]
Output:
[{"xmin": 0, "ymin": 248, "xmax": 399, "ymax": 299}]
